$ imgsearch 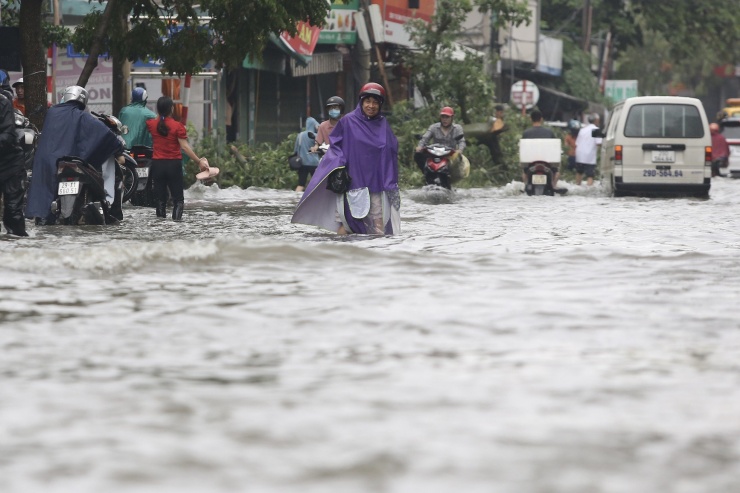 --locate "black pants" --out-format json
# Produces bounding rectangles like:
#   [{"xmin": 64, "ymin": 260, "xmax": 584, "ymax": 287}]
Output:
[
  {"xmin": 150, "ymin": 159, "xmax": 184, "ymax": 204},
  {"xmin": 1, "ymin": 168, "xmax": 28, "ymax": 236},
  {"xmin": 413, "ymin": 151, "xmax": 426, "ymax": 172},
  {"xmin": 297, "ymin": 165, "xmax": 316, "ymax": 187}
]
